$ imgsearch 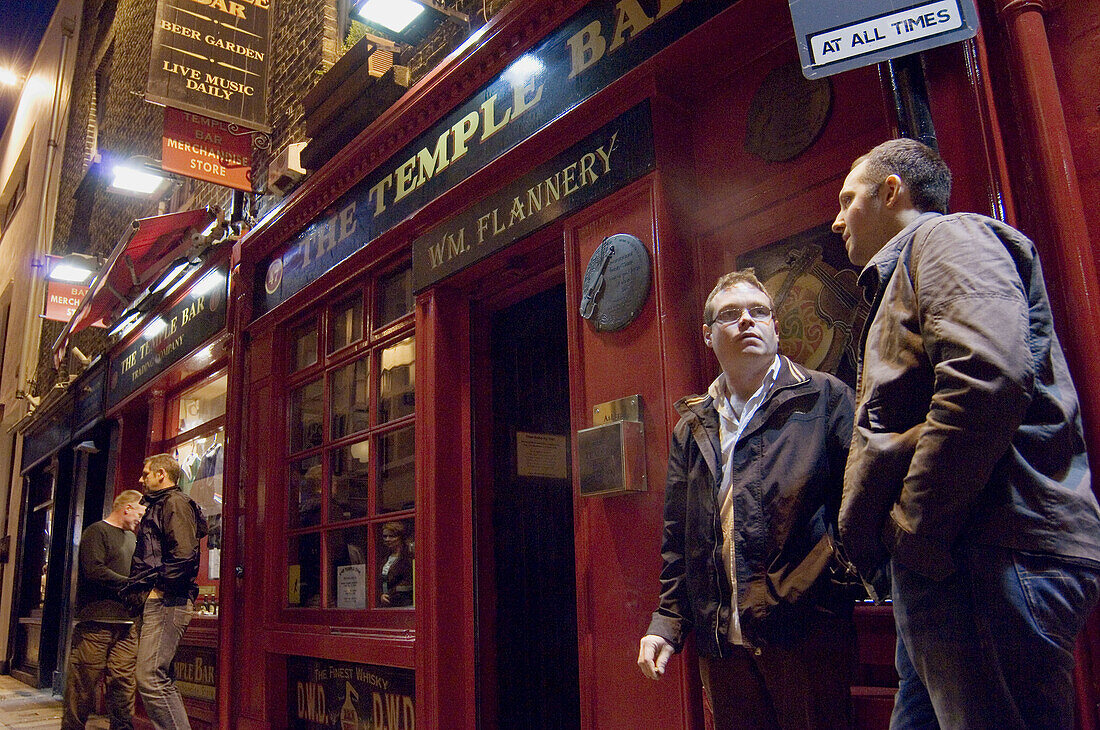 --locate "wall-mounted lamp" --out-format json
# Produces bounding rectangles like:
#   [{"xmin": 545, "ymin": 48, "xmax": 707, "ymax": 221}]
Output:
[
  {"xmin": 353, "ymin": 0, "xmax": 468, "ymax": 45},
  {"xmin": 46, "ymin": 253, "xmax": 100, "ymax": 284},
  {"xmin": 107, "ymin": 157, "xmax": 177, "ymax": 199},
  {"xmin": 107, "ymin": 311, "xmax": 142, "ymax": 339}
]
